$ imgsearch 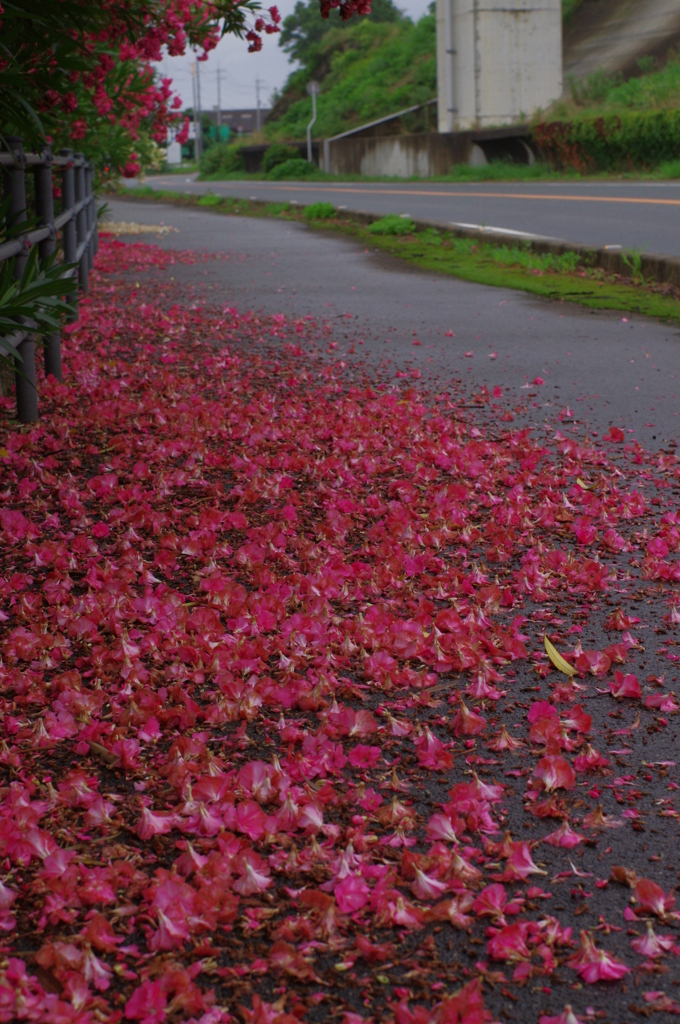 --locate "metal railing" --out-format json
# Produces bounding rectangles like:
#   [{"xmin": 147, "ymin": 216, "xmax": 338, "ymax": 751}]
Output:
[{"xmin": 0, "ymin": 136, "xmax": 98, "ymax": 423}]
